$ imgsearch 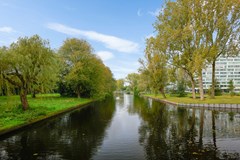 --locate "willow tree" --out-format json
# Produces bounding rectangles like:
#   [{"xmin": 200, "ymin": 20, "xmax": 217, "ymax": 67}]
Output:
[
  {"xmin": 202, "ymin": 0, "xmax": 240, "ymax": 98},
  {"xmin": 0, "ymin": 35, "xmax": 59, "ymax": 110}
]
